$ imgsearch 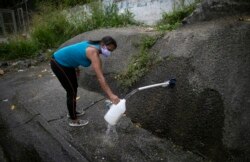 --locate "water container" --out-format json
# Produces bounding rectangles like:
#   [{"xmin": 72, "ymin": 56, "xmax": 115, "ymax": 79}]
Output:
[{"xmin": 104, "ymin": 99, "xmax": 126, "ymax": 126}]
